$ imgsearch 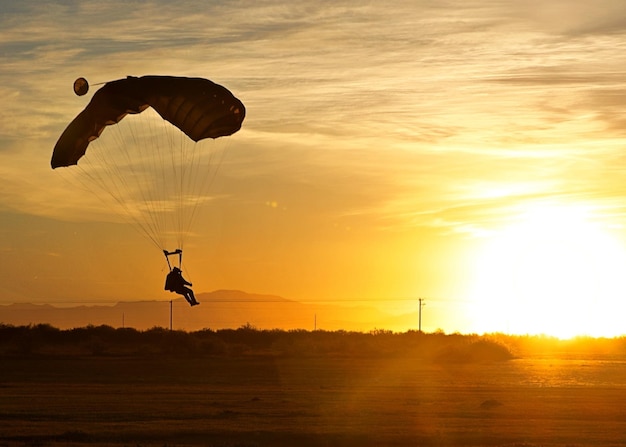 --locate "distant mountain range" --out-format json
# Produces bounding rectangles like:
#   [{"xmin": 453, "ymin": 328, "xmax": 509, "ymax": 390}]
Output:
[{"xmin": 0, "ymin": 290, "xmax": 419, "ymax": 332}]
